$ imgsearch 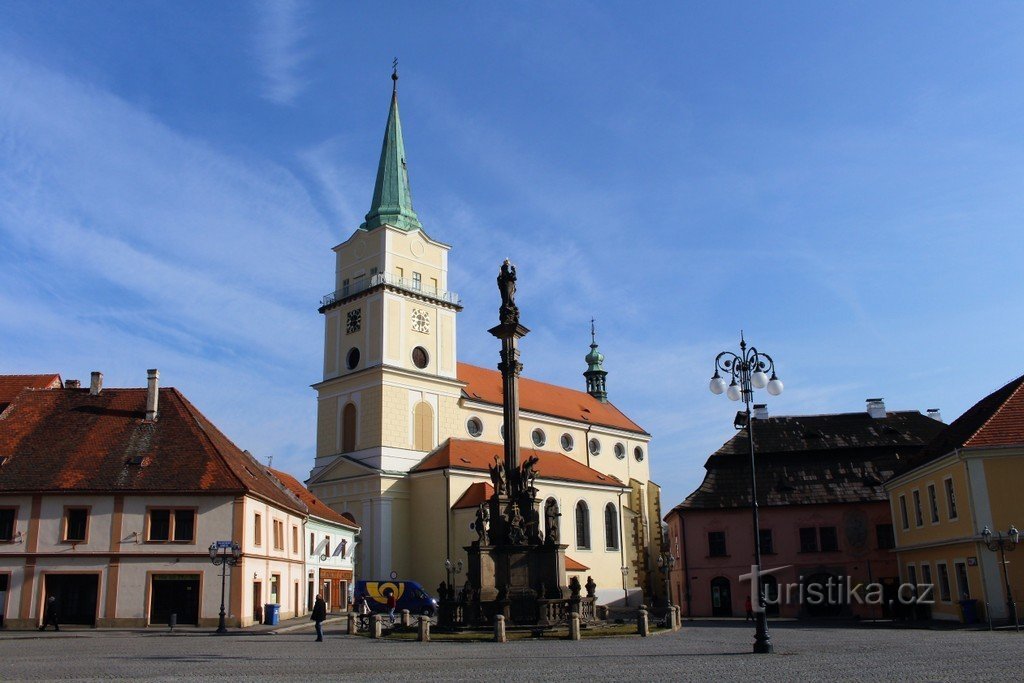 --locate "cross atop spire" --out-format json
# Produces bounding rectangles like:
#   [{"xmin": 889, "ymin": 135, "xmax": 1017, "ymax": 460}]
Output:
[{"xmin": 361, "ymin": 65, "xmax": 422, "ymax": 232}]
